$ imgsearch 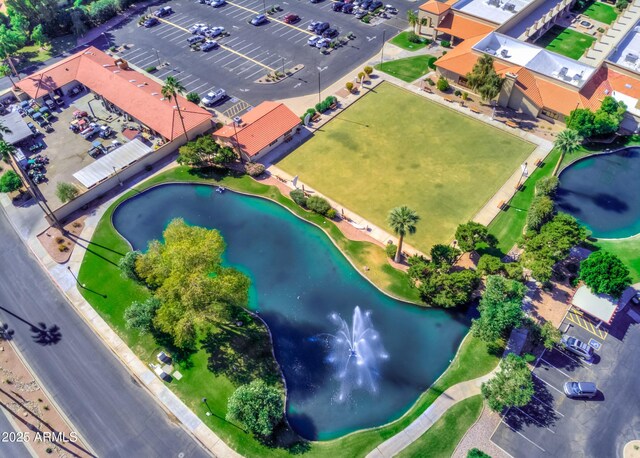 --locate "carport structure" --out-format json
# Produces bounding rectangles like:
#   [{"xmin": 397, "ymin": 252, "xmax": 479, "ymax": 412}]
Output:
[
  {"xmin": 571, "ymin": 285, "xmax": 618, "ymax": 326},
  {"xmin": 1, "ymin": 110, "xmax": 33, "ymax": 145}
]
